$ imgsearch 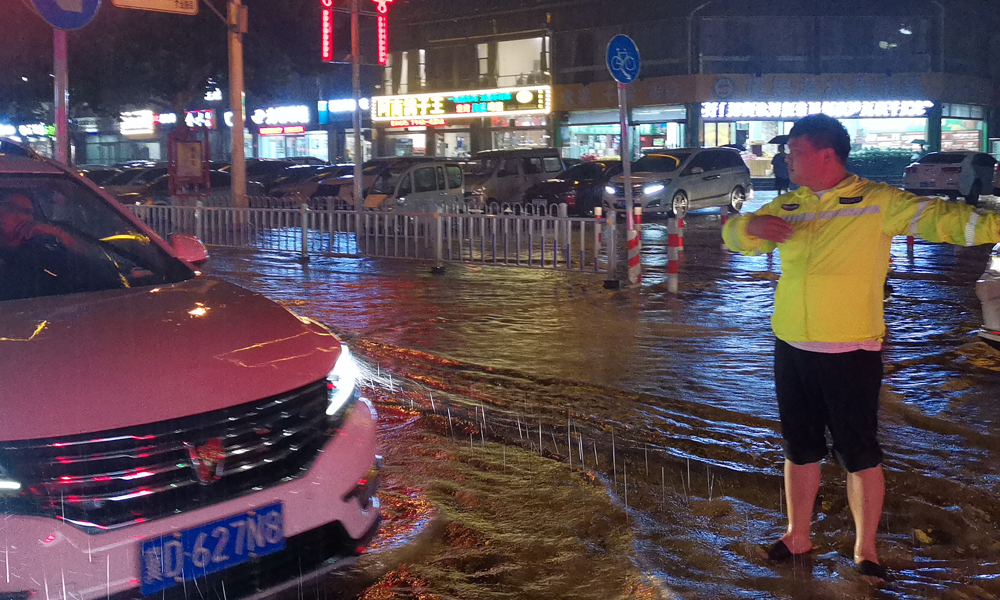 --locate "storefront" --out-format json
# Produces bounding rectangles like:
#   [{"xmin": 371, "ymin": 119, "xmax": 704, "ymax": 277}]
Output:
[
  {"xmin": 371, "ymin": 85, "xmax": 552, "ymax": 158},
  {"xmin": 318, "ymin": 98, "xmax": 372, "ymax": 163},
  {"xmin": 940, "ymin": 103, "xmax": 987, "ymax": 151},
  {"xmin": 0, "ymin": 122, "xmax": 56, "ymax": 158},
  {"xmin": 558, "ymin": 105, "xmax": 686, "ymax": 160},
  {"xmin": 251, "ymin": 105, "xmax": 328, "ymax": 162}
]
